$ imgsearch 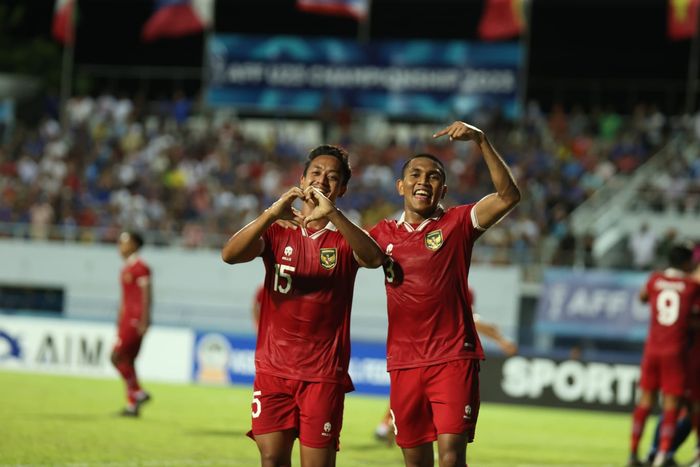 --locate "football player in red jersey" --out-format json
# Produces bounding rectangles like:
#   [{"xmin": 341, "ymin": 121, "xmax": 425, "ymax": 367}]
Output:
[
  {"xmin": 112, "ymin": 231, "xmax": 152, "ymax": 417},
  {"xmin": 369, "ymin": 121, "xmax": 520, "ymax": 467},
  {"xmin": 222, "ymin": 145, "xmax": 384, "ymax": 467},
  {"xmin": 628, "ymin": 244, "xmax": 700, "ymax": 467},
  {"xmin": 374, "ymin": 288, "xmax": 518, "ymax": 447}
]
